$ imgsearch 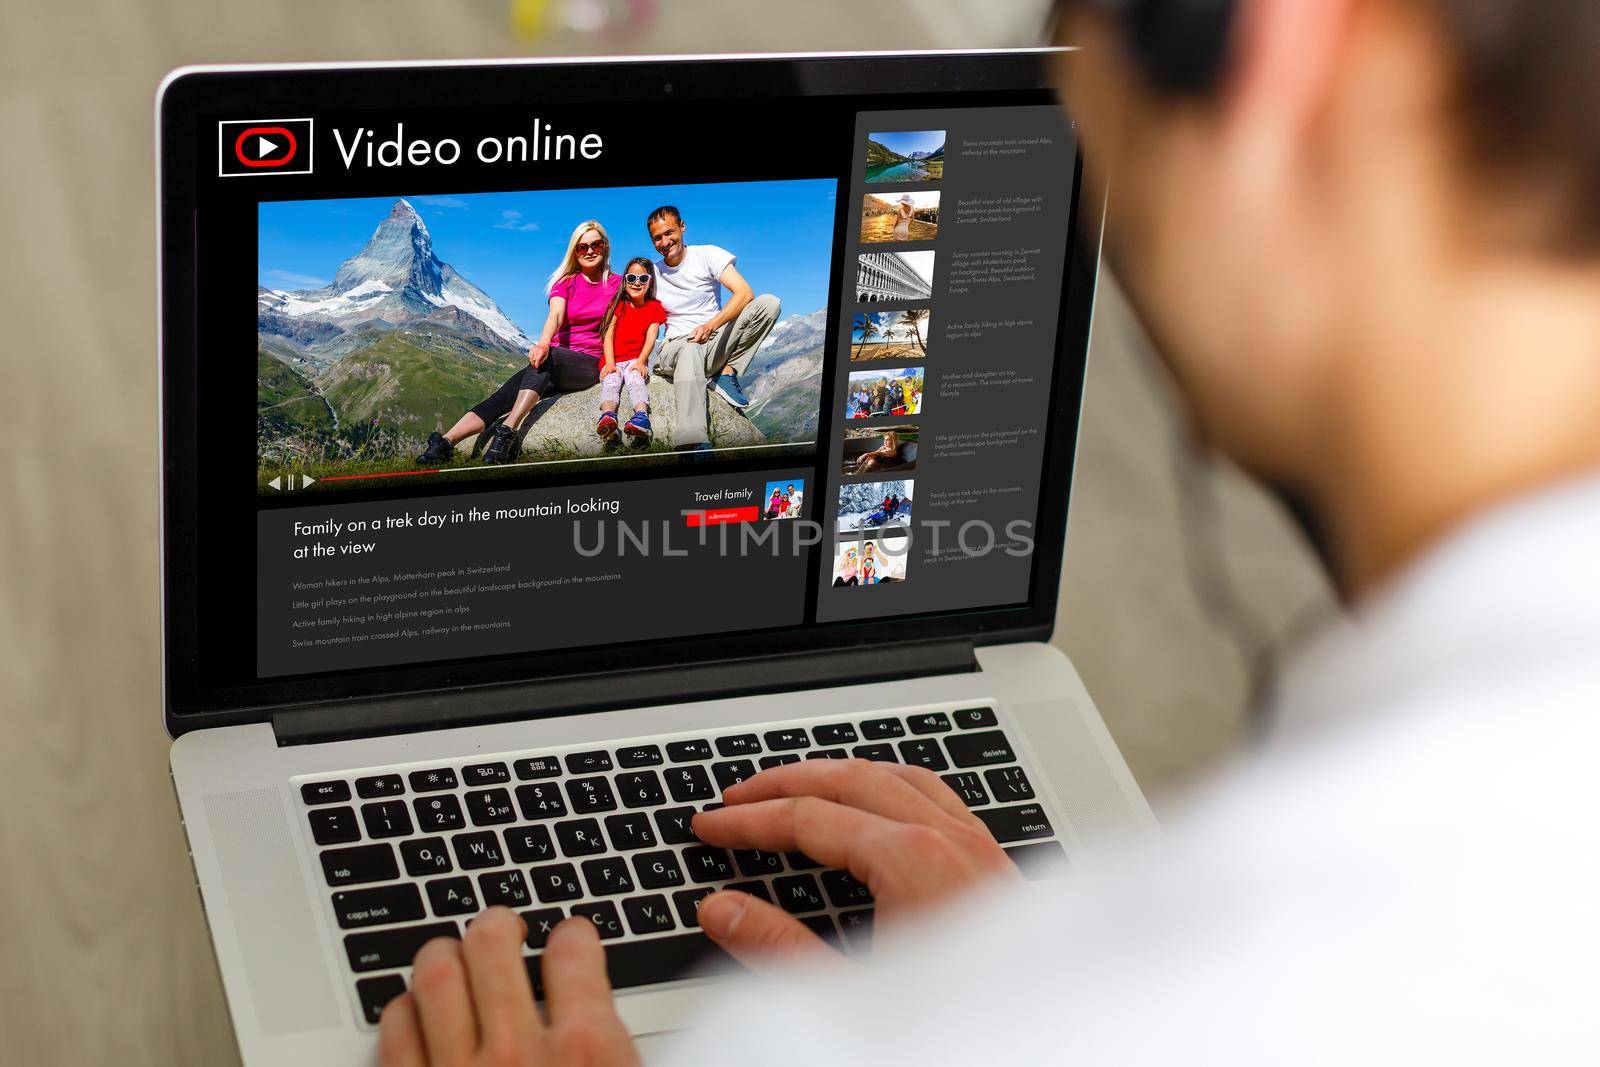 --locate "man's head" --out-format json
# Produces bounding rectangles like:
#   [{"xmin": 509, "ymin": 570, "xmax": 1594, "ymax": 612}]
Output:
[
  {"xmin": 647, "ymin": 206, "xmax": 686, "ymax": 265},
  {"xmin": 1053, "ymin": 0, "xmax": 1600, "ymax": 537}
]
